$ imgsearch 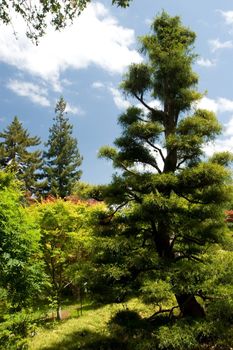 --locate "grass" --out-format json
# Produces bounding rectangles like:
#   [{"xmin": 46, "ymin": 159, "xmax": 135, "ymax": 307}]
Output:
[
  {"xmin": 28, "ymin": 299, "xmax": 154, "ymax": 350},
  {"xmin": 5, "ymin": 298, "xmax": 233, "ymax": 350}
]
